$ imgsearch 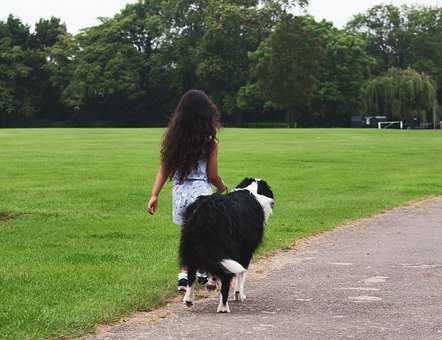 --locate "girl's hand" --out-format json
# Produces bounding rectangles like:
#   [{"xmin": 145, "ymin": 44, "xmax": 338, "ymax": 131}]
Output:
[
  {"xmin": 217, "ymin": 184, "xmax": 228, "ymax": 194},
  {"xmin": 147, "ymin": 195, "xmax": 158, "ymax": 215}
]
